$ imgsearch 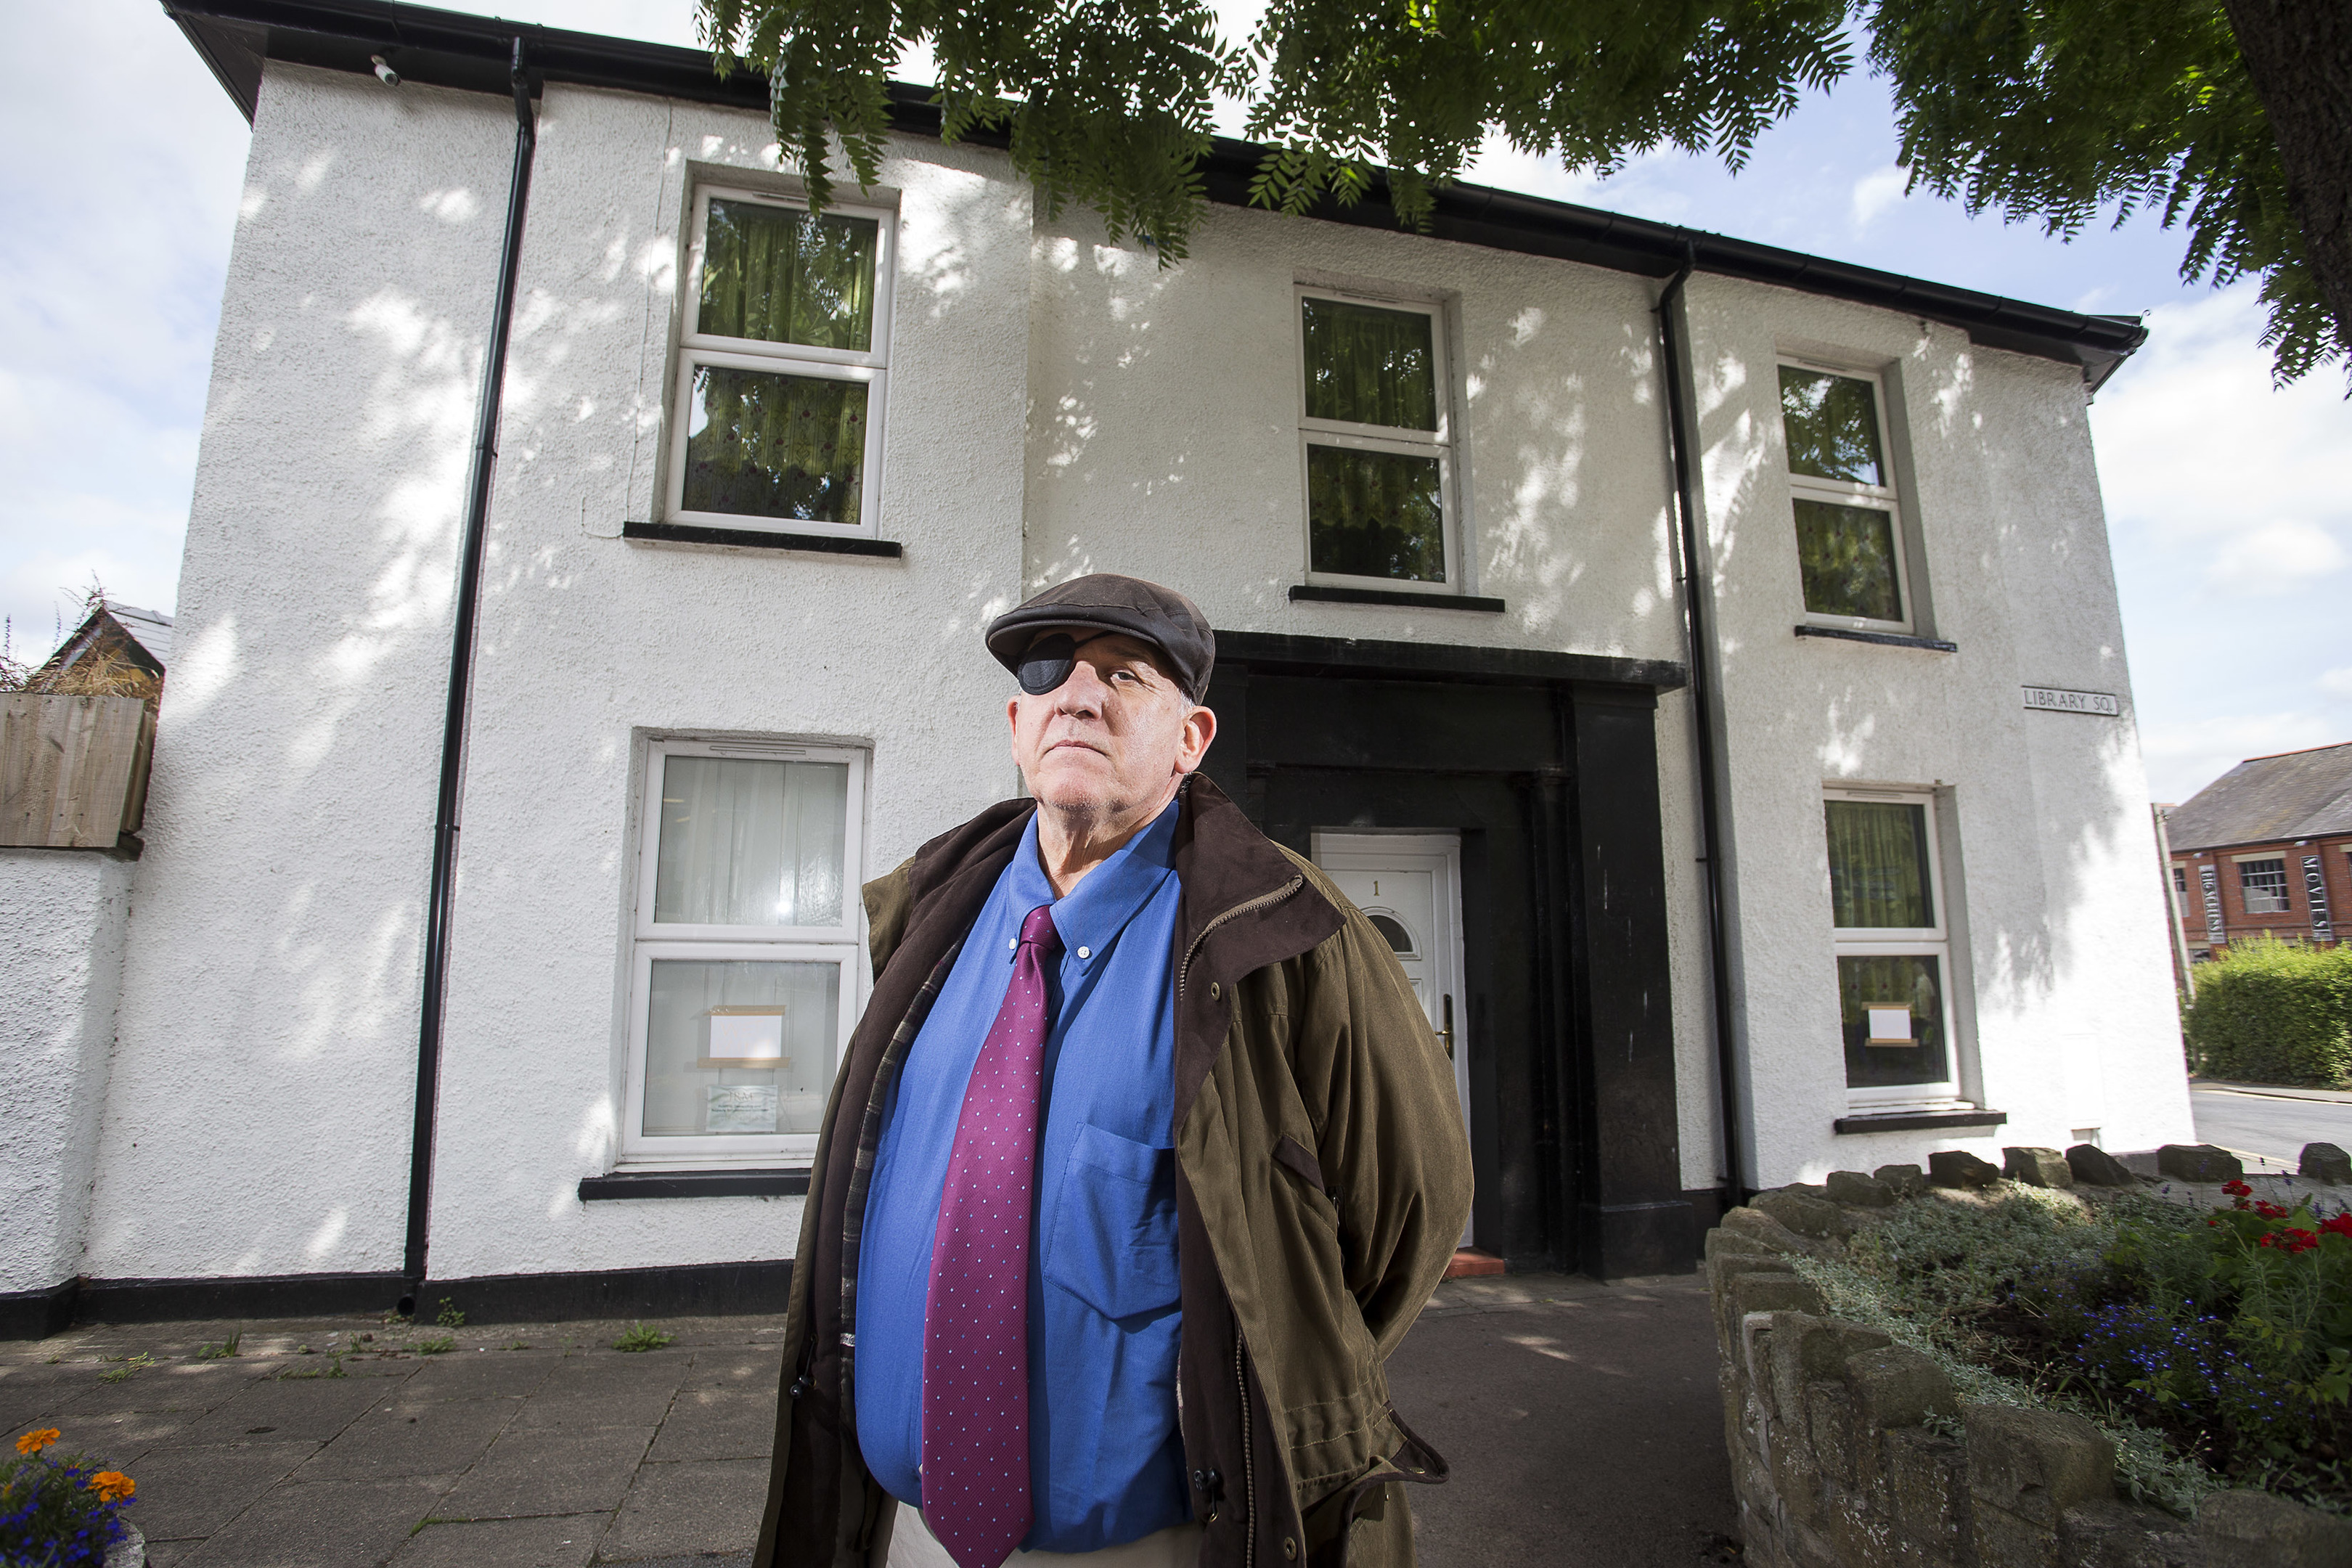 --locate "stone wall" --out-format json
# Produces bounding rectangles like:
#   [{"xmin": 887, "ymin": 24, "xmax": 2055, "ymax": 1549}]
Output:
[{"xmin": 1705, "ymin": 1193, "xmax": 2352, "ymax": 1568}]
